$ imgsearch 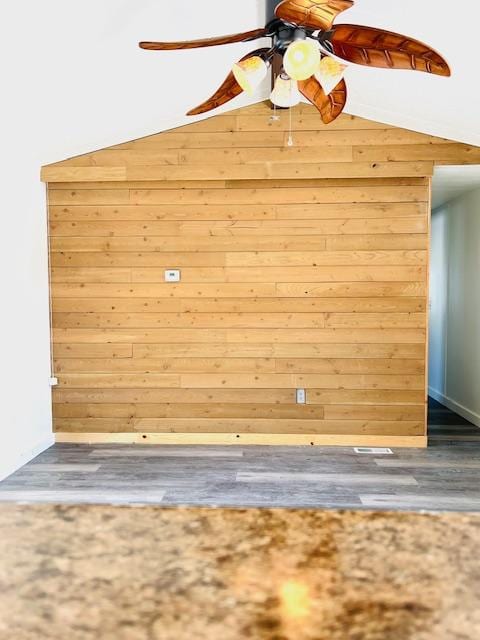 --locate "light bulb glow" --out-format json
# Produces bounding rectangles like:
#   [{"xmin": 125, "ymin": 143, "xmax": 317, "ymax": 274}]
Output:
[
  {"xmin": 283, "ymin": 39, "xmax": 321, "ymax": 81},
  {"xmin": 232, "ymin": 56, "xmax": 268, "ymax": 96},
  {"xmin": 270, "ymin": 74, "xmax": 301, "ymax": 108},
  {"xmin": 314, "ymin": 56, "xmax": 347, "ymax": 95},
  {"xmin": 280, "ymin": 580, "xmax": 311, "ymax": 619}
]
